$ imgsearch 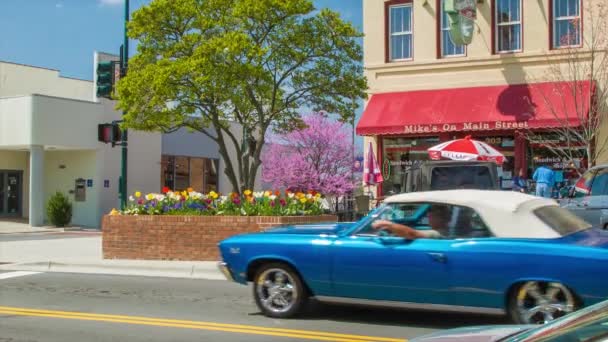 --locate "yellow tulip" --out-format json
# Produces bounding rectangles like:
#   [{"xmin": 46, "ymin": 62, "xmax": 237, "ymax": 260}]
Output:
[
  {"xmin": 264, "ymin": 191, "xmax": 271, "ymax": 197},
  {"xmin": 135, "ymin": 191, "xmax": 142, "ymax": 198},
  {"xmin": 299, "ymin": 197, "xmax": 307, "ymax": 204},
  {"xmin": 244, "ymin": 190, "xmax": 252, "ymax": 196},
  {"xmin": 146, "ymin": 194, "xmax": 155, "ymax": 201}
]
